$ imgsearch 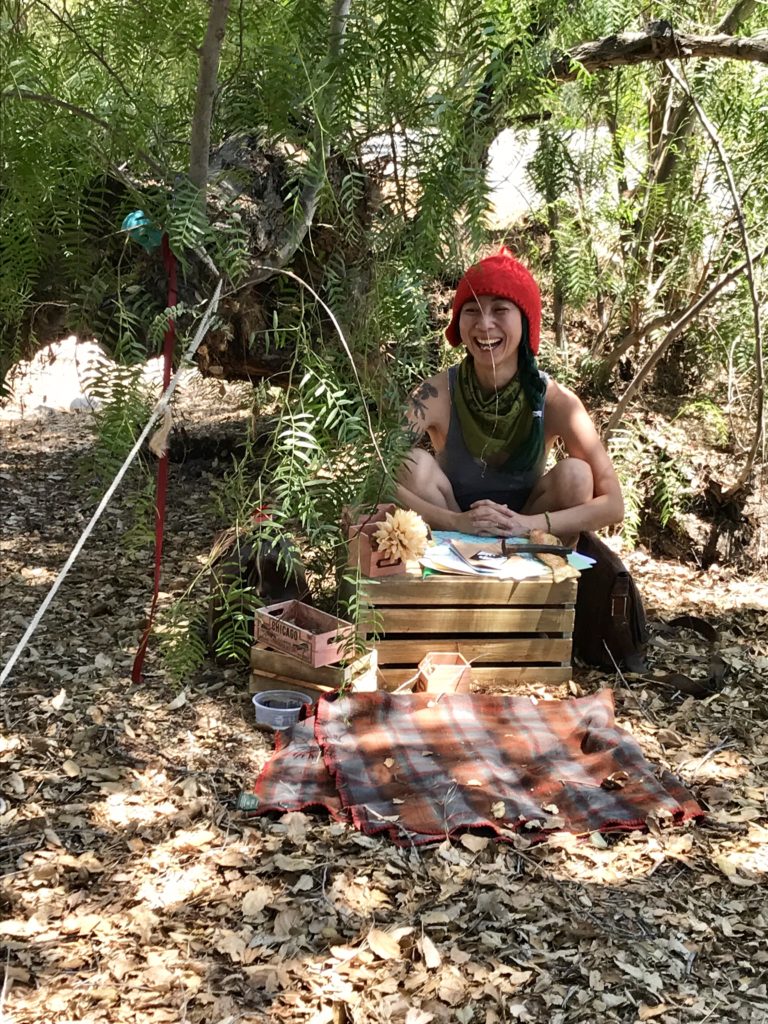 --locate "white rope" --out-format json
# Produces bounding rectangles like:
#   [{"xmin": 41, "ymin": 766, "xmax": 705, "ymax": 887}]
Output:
[{"xmin": 0, "ymin": 279, "xmax": 222, "ymax": 690}]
